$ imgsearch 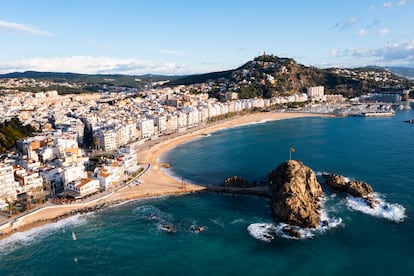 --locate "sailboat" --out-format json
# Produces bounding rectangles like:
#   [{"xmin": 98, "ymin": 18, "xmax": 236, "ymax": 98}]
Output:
[{"xmin": 72, "ymin": 231, "xmax": 77, "ymax": 240}]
